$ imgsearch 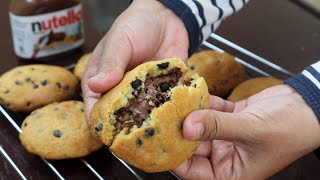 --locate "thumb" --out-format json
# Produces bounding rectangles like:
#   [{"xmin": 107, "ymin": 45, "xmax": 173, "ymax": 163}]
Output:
[
  {"xmin": 183, "ymin": 110, "xmax": 249, "ymax": 141},
  {"xmin": 88, "ymin": 27, "xmax": 132, "ymax": 93}
]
